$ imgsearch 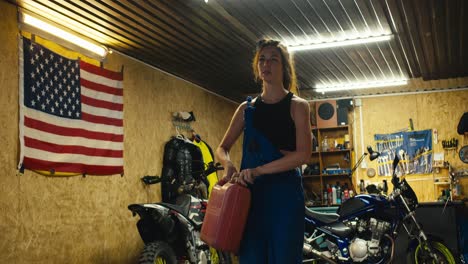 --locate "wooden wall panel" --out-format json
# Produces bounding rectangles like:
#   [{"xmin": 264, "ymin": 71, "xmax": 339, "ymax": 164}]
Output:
[
  {"xmin": 0, "ymin": 1, "xmax": 242, "ymax": 263},
  {"xmin": 0, "ymin": 2, "xmax": 21, "ymax": 263},
  {"xmin": 353, "ymin": 89, "xmax": 468, "ymax": 202}
]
